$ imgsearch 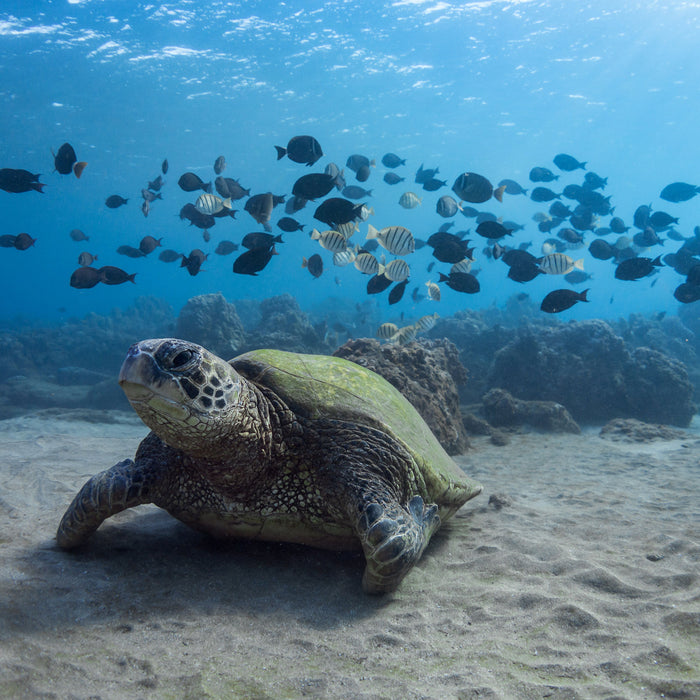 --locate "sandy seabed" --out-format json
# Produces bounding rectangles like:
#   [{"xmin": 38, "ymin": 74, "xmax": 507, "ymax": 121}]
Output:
[{"xmin": 0, "ymin": 409, "xmax": 698, "ymax": 700}]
